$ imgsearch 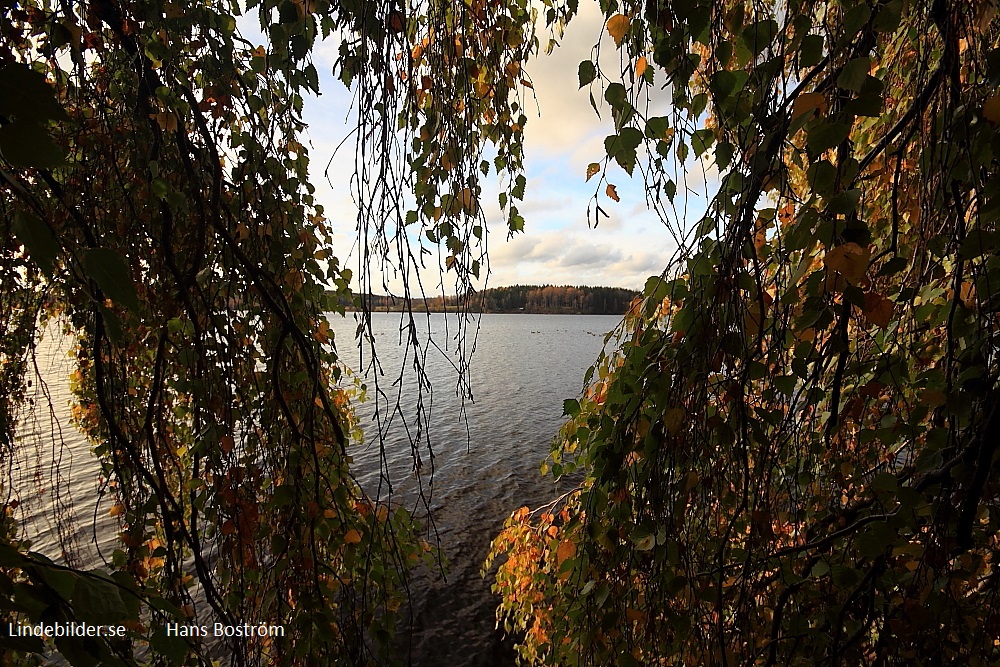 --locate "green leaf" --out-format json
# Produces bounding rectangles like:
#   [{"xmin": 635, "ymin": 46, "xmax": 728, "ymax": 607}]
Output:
[
  {"xmin": 711, "ymin": 70, "xmax": 739, "ymax": 100},
  {"xmin": 873, "ymin": 0, "xmax": 903, "ymax": 32},
  {"xmin": 775, "ymin": 375, "xmax": 797, "ymax": 395},
  {"xmin": 35, "ymin": 563, "xmax": 78, "ymax": 600},
  {"xmin": 578, "ymin": 60, "xmax": 597, "ymax": 87},
  {"xmin": 690, "ymin": 92, "xmax": 708, "ymax": 118},
  {"xmin": 0, "ymin": 542, "xmax": 23, "ymax": 567},
  {"xmin": 856, "ymin": 523, "xmax": 892, "ymax": 557},
  {"xmin": 877, "ymin": 256, "xmax": 908, "ymax": 276},
  {"xmin": 97, "ymin": 304, "xmax": 125, "ymax": 343},
  {"xmin": 604, "ymin": 133, "xmax": 638, "ymax": 174},
  {"xmin": 959, "ymin": 231, "xmax": 997, "ymax": 260},
  {"xmin": 844, "ymin": 89, "xmax": 884, "ymax": 117},
  {"xmin": 83, "ymin": 248, "xmax": 140, "ymax": 311},
  {"xmin": 827, "ymin": 189, "xmax": 862, "ymax": 215},
  {"xmin": 278, "ymin": 0, "xmax": 299, "ymax": 23},
  {"xmin": 691, "ymin": 129, "xmax": 715, "ymax": 157},
  {"xmin": 72, "ymin": 572, "xmax": 126, "ymax": 624},
  {"xmin": 810, "ymin": 560, "xmax": 830, "ymax": 577},
  {"xmin": 0, "ymin": 633, "xmax": 45, "ymax": 654},
  {"xmin": 149, "ymin": 627, "xmax": 190, "ymax": 665},
  {"xmin": 800, "ymin": 34, "xmax": 825, "ymax": 68},
  {"xmin": 604, "ymin": 83, "xmax": 627, "ymax": 109},
  {"xmin": 715, "ymin": 142, "xmax": 734, "ymax": 170},
  {"xmin": 807, "ymin": 121, "xmax": 850, "ymax": 154},
  {"xmin": 838, "ymin": 57, "xmax": 871, "ymax": 92},
  {"xmin": 742, "ymin": 19, "xmax": 778, "ymax": 56},
  {"xmin": 12, "ymin": 211, "xmax": 60, "ymax": 276},
  {"xmin": 645, "ymin": 116, "xmax": 671, "ymax": 139},
  {"xmin": 0, "ymin": 63, "xmax": 69, "ymax": 122},
  {"xmin": 563, "ymin": 399, "xmax": 581, "ymax": 417},
  {"xmin": 842, "ymin": 4, "xmax": 872, "ymax": 38},
  {"xmin": 0, "ymin": 118, "xmax": 65, "ymax": 168}
]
